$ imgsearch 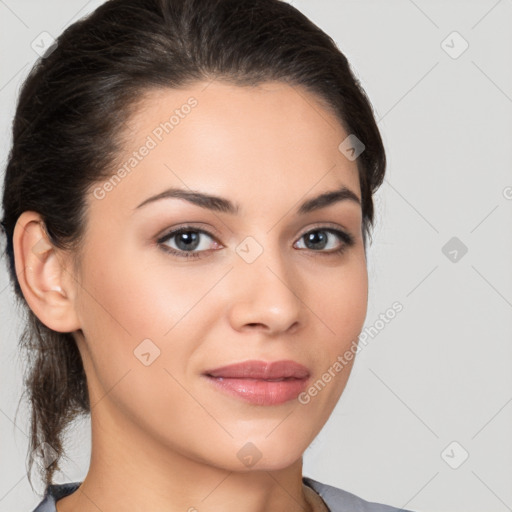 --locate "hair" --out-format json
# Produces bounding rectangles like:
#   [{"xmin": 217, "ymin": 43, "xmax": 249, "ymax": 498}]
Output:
[{"xmin": 0, "ymin": 0, "xmax": 386, "ymax": 490}]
